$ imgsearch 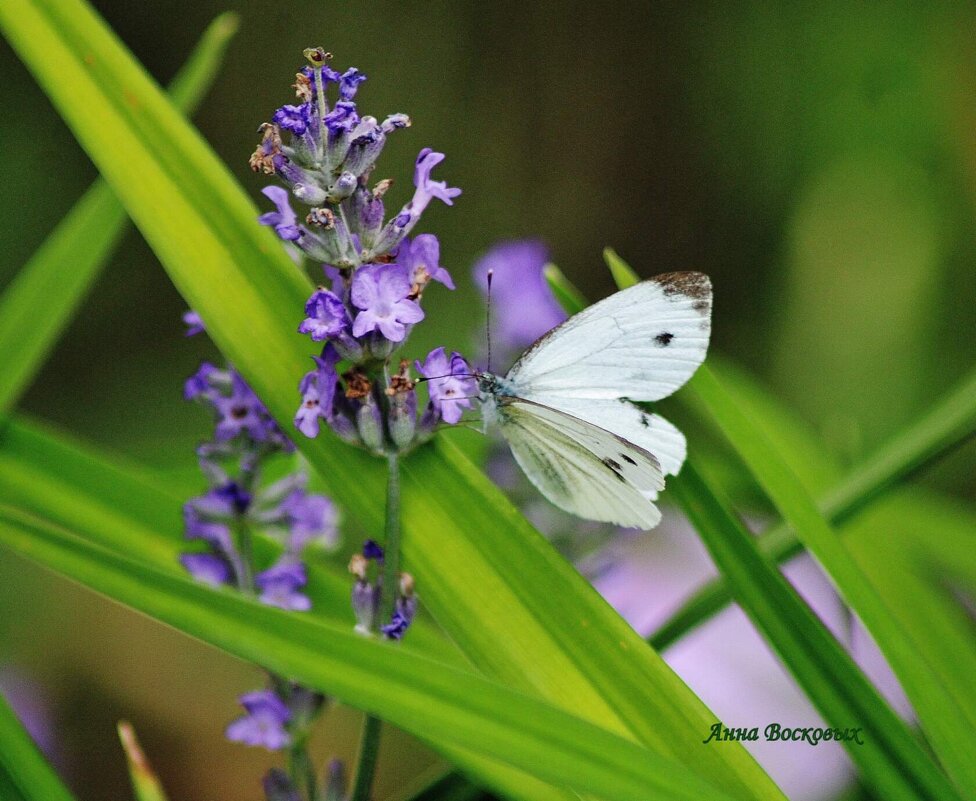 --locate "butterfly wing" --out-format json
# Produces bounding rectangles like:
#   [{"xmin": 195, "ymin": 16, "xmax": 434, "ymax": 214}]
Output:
[
  {"xmin": 507, "ymin": 272, "xmax": 712, "ymax": 403},
  {"xmin": 496, "ymin": 398, "xmax": 664, "ymax": 529}
]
